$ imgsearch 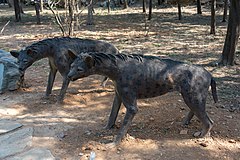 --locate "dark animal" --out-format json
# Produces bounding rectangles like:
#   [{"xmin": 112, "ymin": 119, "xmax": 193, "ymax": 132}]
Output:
[
  {"xmin": 10, "ymin": 37, "xmax": 119, "ymax": 103},
  {"xmin": 67, "ymin": 51, "xmax": 218, "ymax": 146}
]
